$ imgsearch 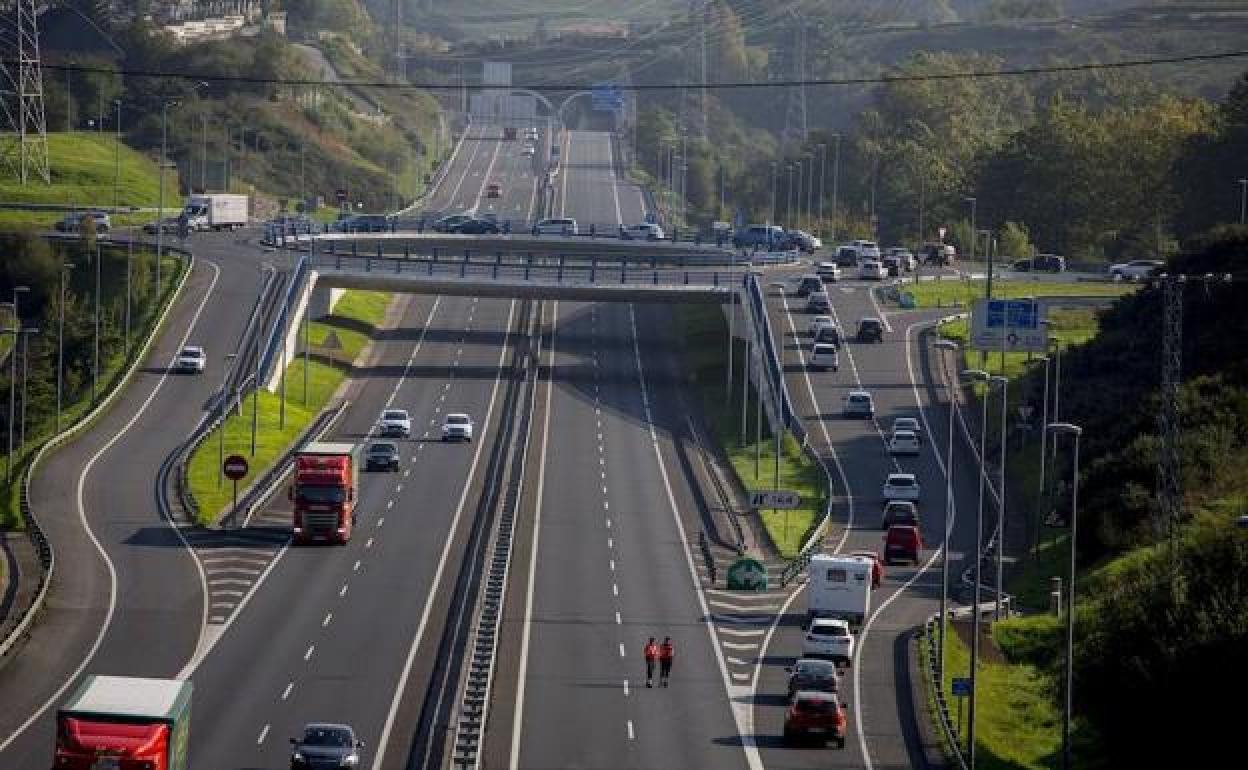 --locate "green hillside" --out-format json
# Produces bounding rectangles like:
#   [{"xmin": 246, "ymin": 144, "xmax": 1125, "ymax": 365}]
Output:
[{"xmin": 0, "ymin": 132, "xmax": 169, "ymax": 210}]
